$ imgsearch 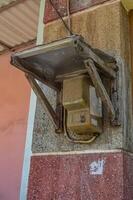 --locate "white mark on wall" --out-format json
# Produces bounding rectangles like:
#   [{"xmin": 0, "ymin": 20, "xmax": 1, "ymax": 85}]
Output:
[{"xmin": 89, "ymin": 159, "xmax": 105, "ymax": 175}]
